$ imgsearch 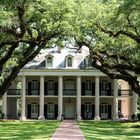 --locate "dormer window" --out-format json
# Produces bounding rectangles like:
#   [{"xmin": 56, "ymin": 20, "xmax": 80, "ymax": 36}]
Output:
[
  {"xmin": 46, "ymin": 55, "xmax": 53, "ymax": 68},
  {"xmin": 84, "ymin": 56, "xmax": 92, "ymax": 67},
  {"xmin": 65, "ymin": 54, "xmax": 73, "ymax": 68},
  {"xmin": 67, "ymin": 57, "xmax": 72, "ymax": 67}
]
